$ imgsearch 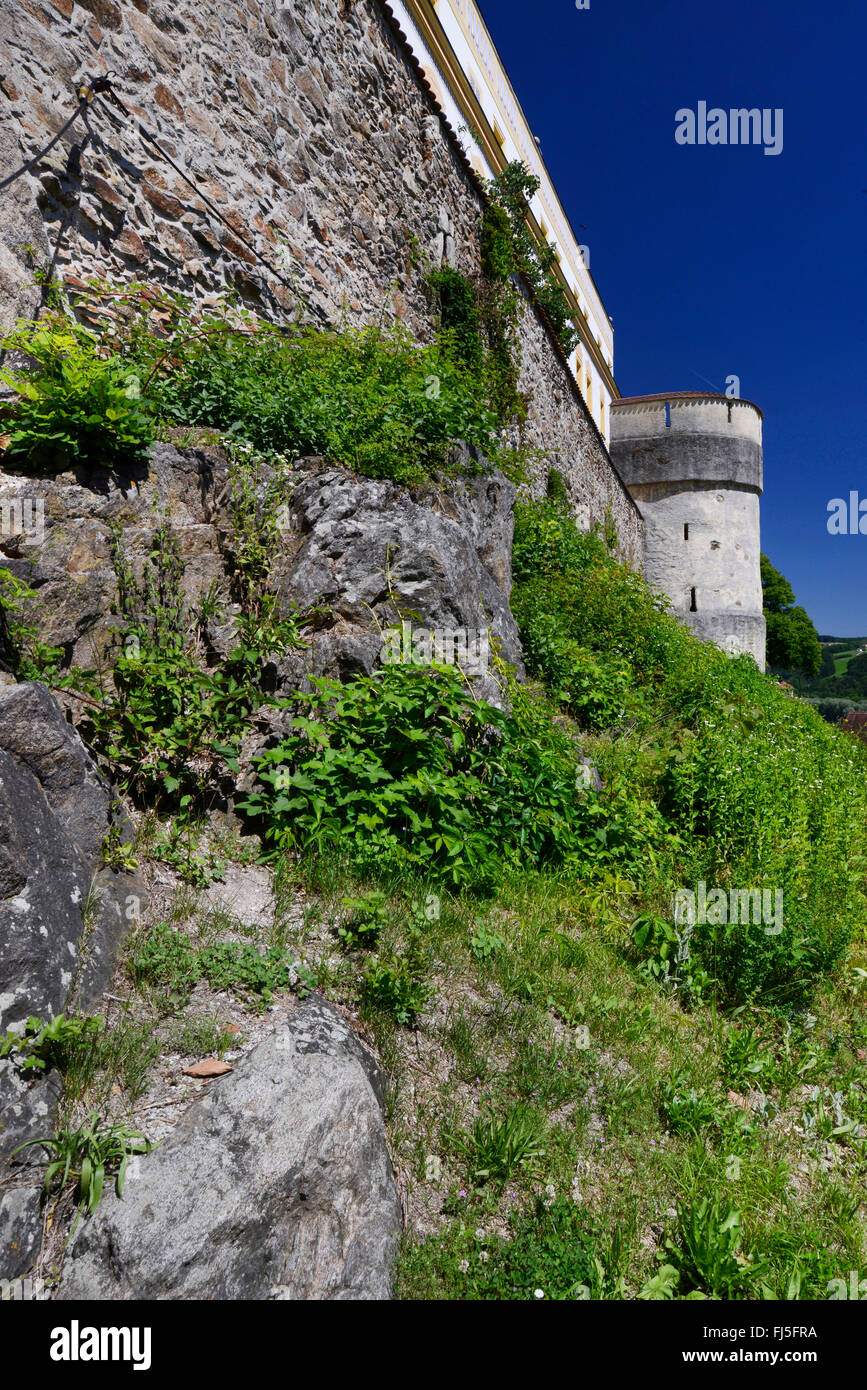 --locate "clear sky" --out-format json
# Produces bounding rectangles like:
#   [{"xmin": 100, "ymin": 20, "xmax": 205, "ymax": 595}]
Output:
[{"xmin": 479, "ymin": 0, "xmax": 866, "ymax": 636}]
